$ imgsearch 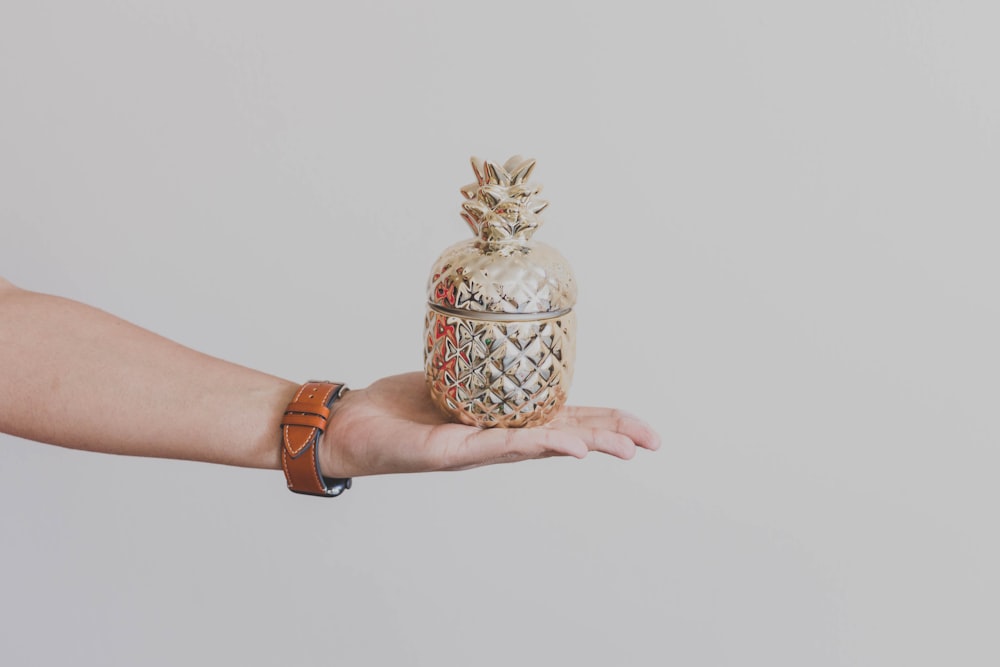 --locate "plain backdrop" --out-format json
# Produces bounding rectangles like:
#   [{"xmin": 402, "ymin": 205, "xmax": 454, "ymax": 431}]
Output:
[{"xmin": 1, "ymin": 2, "xmax": 998, "ymax": 665}]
